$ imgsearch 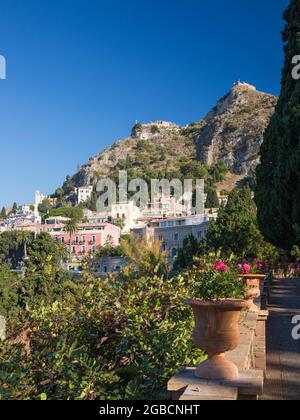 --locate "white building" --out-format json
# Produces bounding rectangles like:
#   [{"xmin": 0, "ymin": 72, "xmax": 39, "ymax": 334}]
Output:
[
  {"xmin": 77, "ymin": 186, "xmax": 93, "ymax": 204},
  {"xmin": 111, "ymin": 201, "xmax": 141, "ymax": 233},
  {"xmin": 3, "ymin": 206, "xmax": 41, "ymax": 228}
]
